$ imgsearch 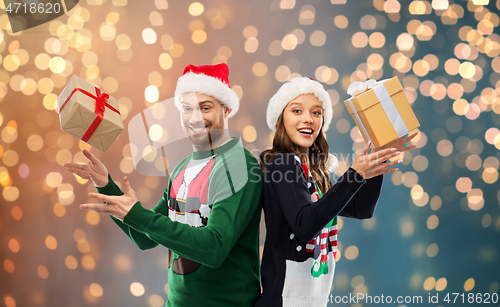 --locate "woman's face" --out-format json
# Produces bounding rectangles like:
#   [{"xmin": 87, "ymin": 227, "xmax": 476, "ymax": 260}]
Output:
[{"xmin": 282, "ymin": 94, "xmax": 323, "ymax": 152}]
